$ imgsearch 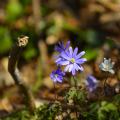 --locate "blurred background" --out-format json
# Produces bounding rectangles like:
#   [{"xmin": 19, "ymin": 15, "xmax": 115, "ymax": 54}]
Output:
[{"xmin": 0, "ymin": 0, "xmax": 120, "ymax": 114}]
